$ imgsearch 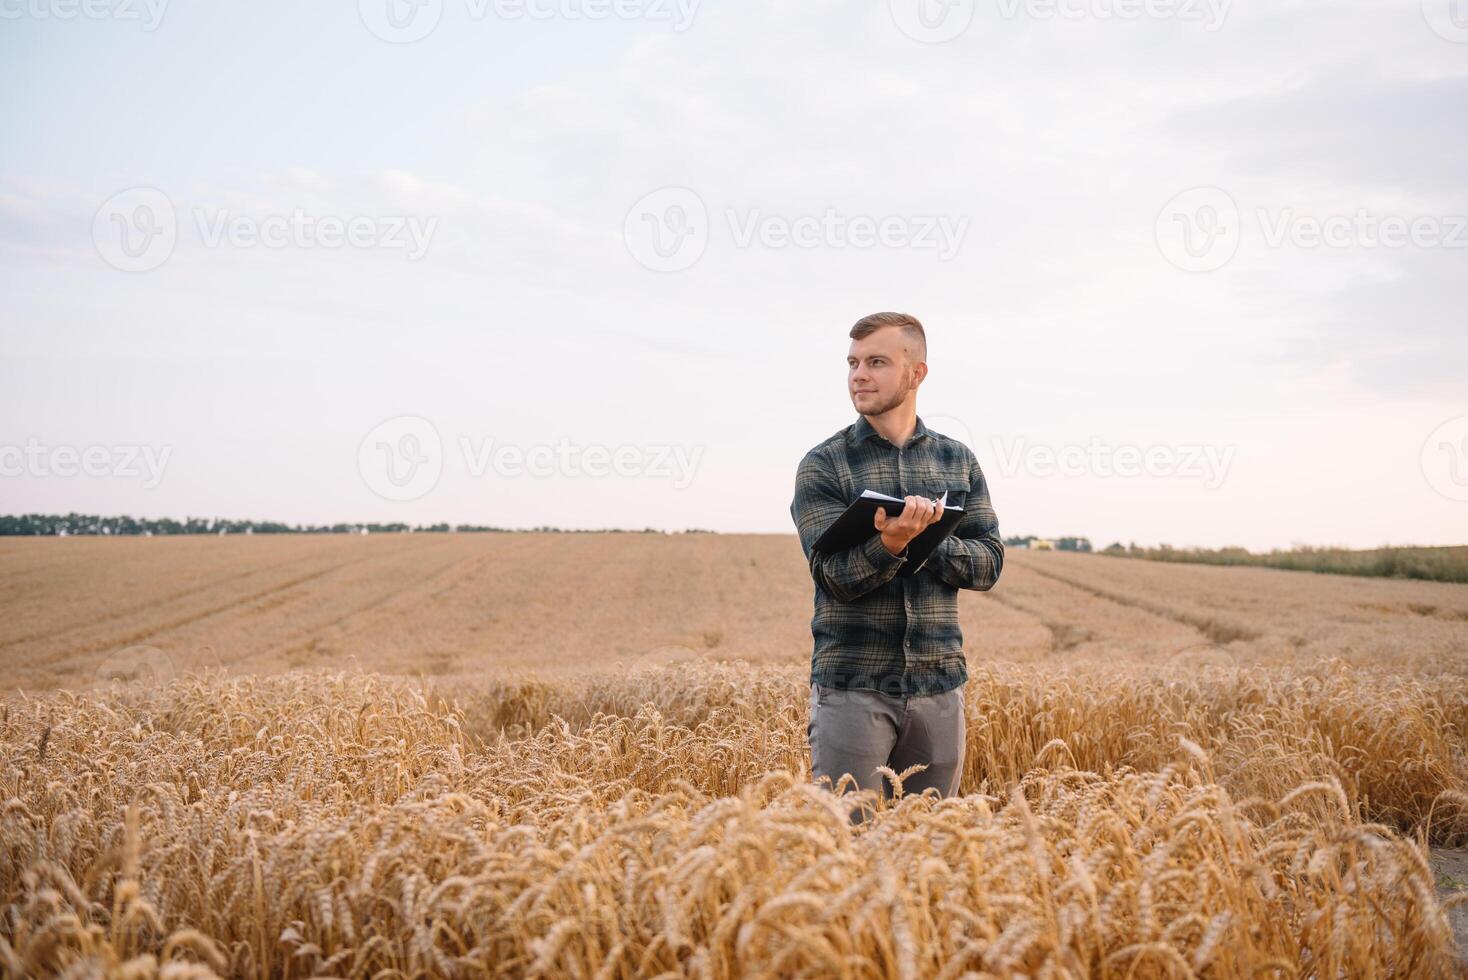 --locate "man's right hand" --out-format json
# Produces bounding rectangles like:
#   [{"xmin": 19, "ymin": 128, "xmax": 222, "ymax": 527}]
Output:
[{"xmin": 874, "ymin": 495, "xmax": 943, "ymax": 556}]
